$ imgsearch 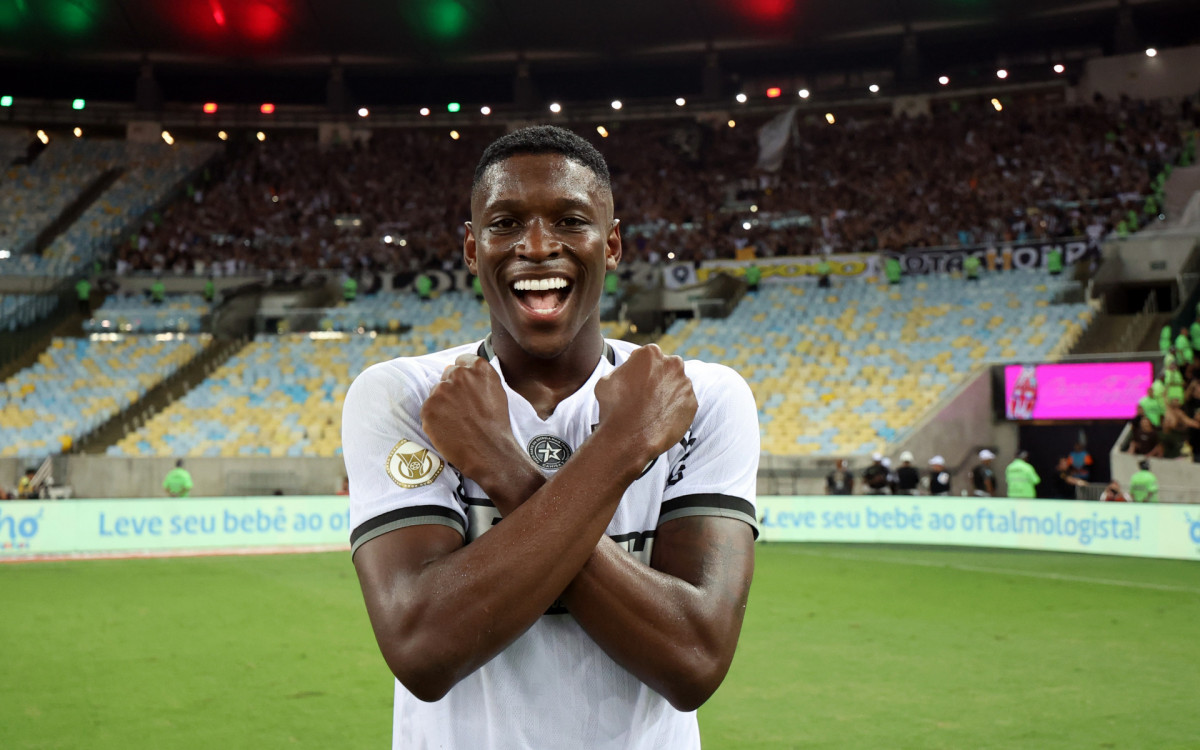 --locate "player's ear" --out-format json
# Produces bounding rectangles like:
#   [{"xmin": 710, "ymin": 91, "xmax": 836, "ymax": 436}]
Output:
[
  {"xmin": 605, "ymin": 218, "xmax": 622, "ymax": 272},
  {"xmin": 464, "ymin": 222, "xmax": 477, "ymax": 274}
]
